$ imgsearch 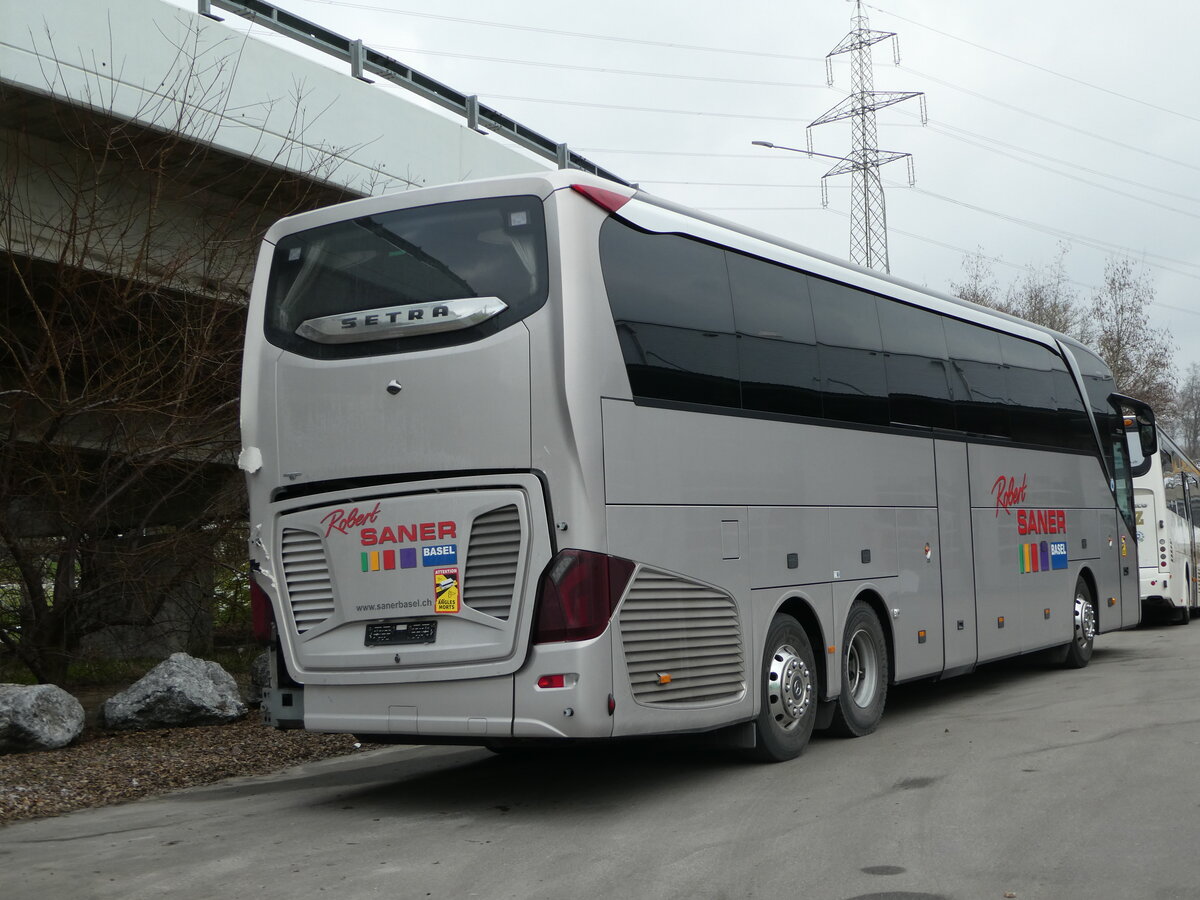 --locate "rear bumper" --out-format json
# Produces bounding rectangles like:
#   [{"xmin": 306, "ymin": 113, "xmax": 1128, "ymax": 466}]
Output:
[{"xmin": 290, "ymin": 633, "xmax": 618, "ymax": 741}]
